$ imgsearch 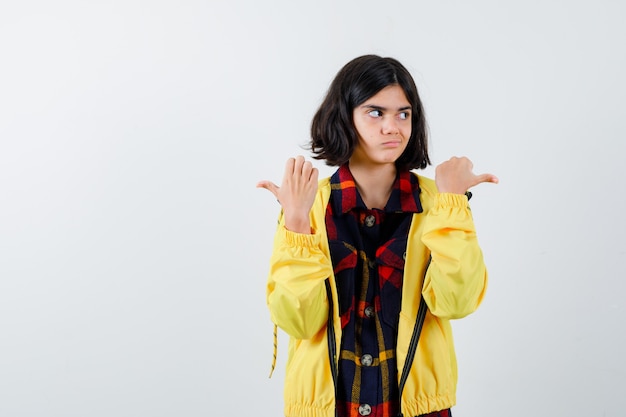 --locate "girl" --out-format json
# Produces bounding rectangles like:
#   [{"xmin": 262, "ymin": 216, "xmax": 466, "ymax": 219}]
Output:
[{"xmin": 258, "ymin": 54, "xmax": 498, "ymax": 417}]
